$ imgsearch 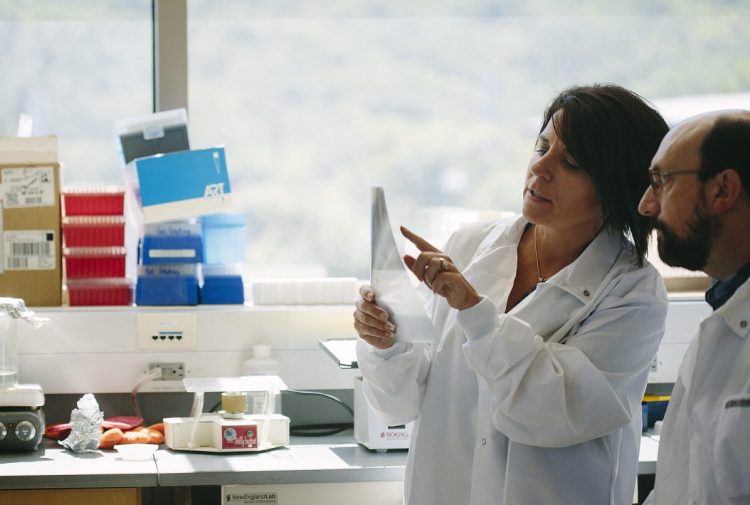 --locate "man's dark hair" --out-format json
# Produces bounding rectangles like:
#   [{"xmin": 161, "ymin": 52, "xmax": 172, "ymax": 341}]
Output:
[
  {"xmin": 540, "ymin": 84, "xmax": 669, "ymax": 265},
  {"xmin": 699, "ymin": 115, "xmax": 750, "ymax": 198}
]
